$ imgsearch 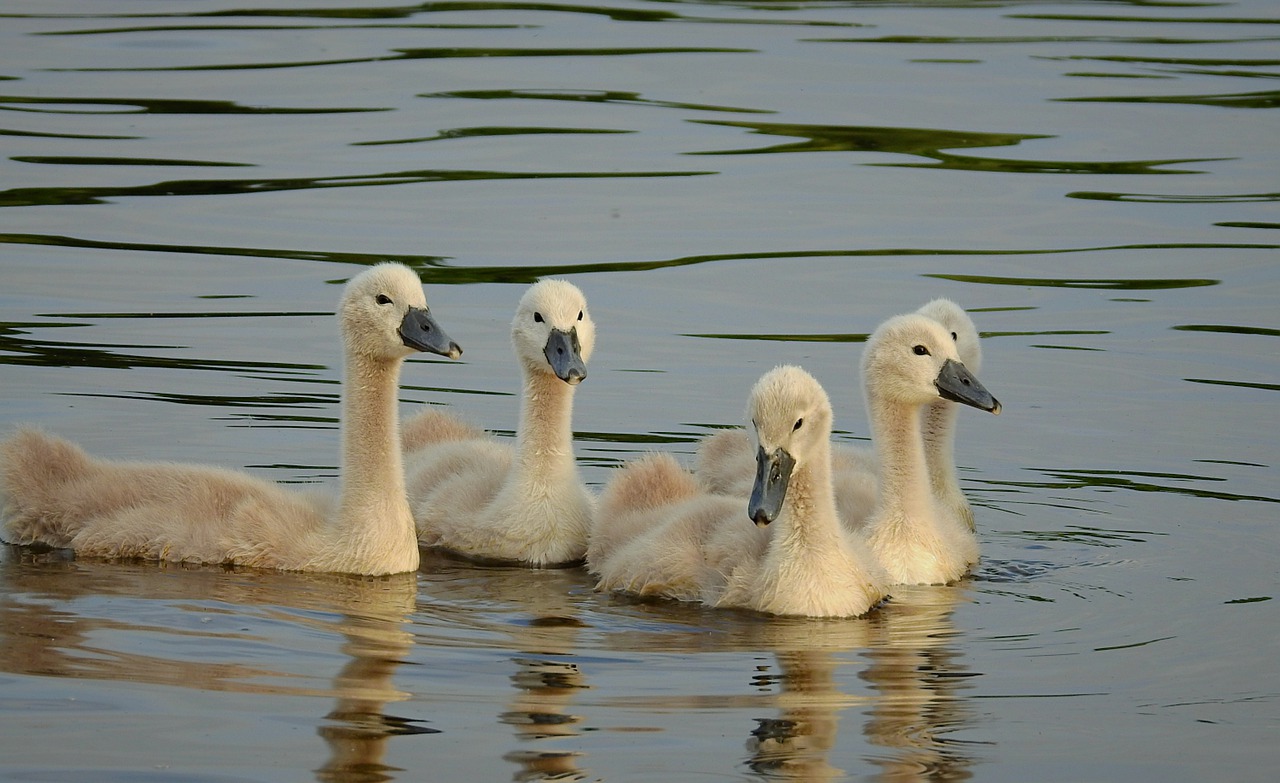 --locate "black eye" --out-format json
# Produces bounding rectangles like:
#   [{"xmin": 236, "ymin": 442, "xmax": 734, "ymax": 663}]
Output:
[
  {"xmin": 913, "ymin": 345, "xmax": 929, "ymax": 356},
  {"xmin": 375, "ymin": 294, "xmax": 393, "ymax": 305},
  {"xmin": 793, "ymin": 418, "xmax": 803, "ymax": 431},
  {"xmin": 951, "ymin": 331, "xmax": 958, "ymax": 341},
  {"xmin": 577, "ymin": 310, "xmax": 584, "ymax": 321},
  {"xmin": 534, "ymin": 312, "xmax": 544, "ymax": 323}
]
